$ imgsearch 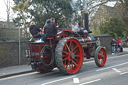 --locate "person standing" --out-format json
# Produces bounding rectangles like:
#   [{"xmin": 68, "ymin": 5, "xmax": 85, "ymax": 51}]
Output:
[
  {"xmin": 29, "ymin": 21, "xmax": 44, "ymax": 41},
  {"xmin": 96, "ymin": 37, "xmax": 101, "ymax": 47},
  {"xmin": 111, "ymin": 39, "xmax": 116, "ymax": 54},
  {"xmin": 116, "ymin": 37, "xmax": 123, "ymax": 52},
  {"xmin": 125, "ymin": 36, "xmax": 128, "ymax": 46}
]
